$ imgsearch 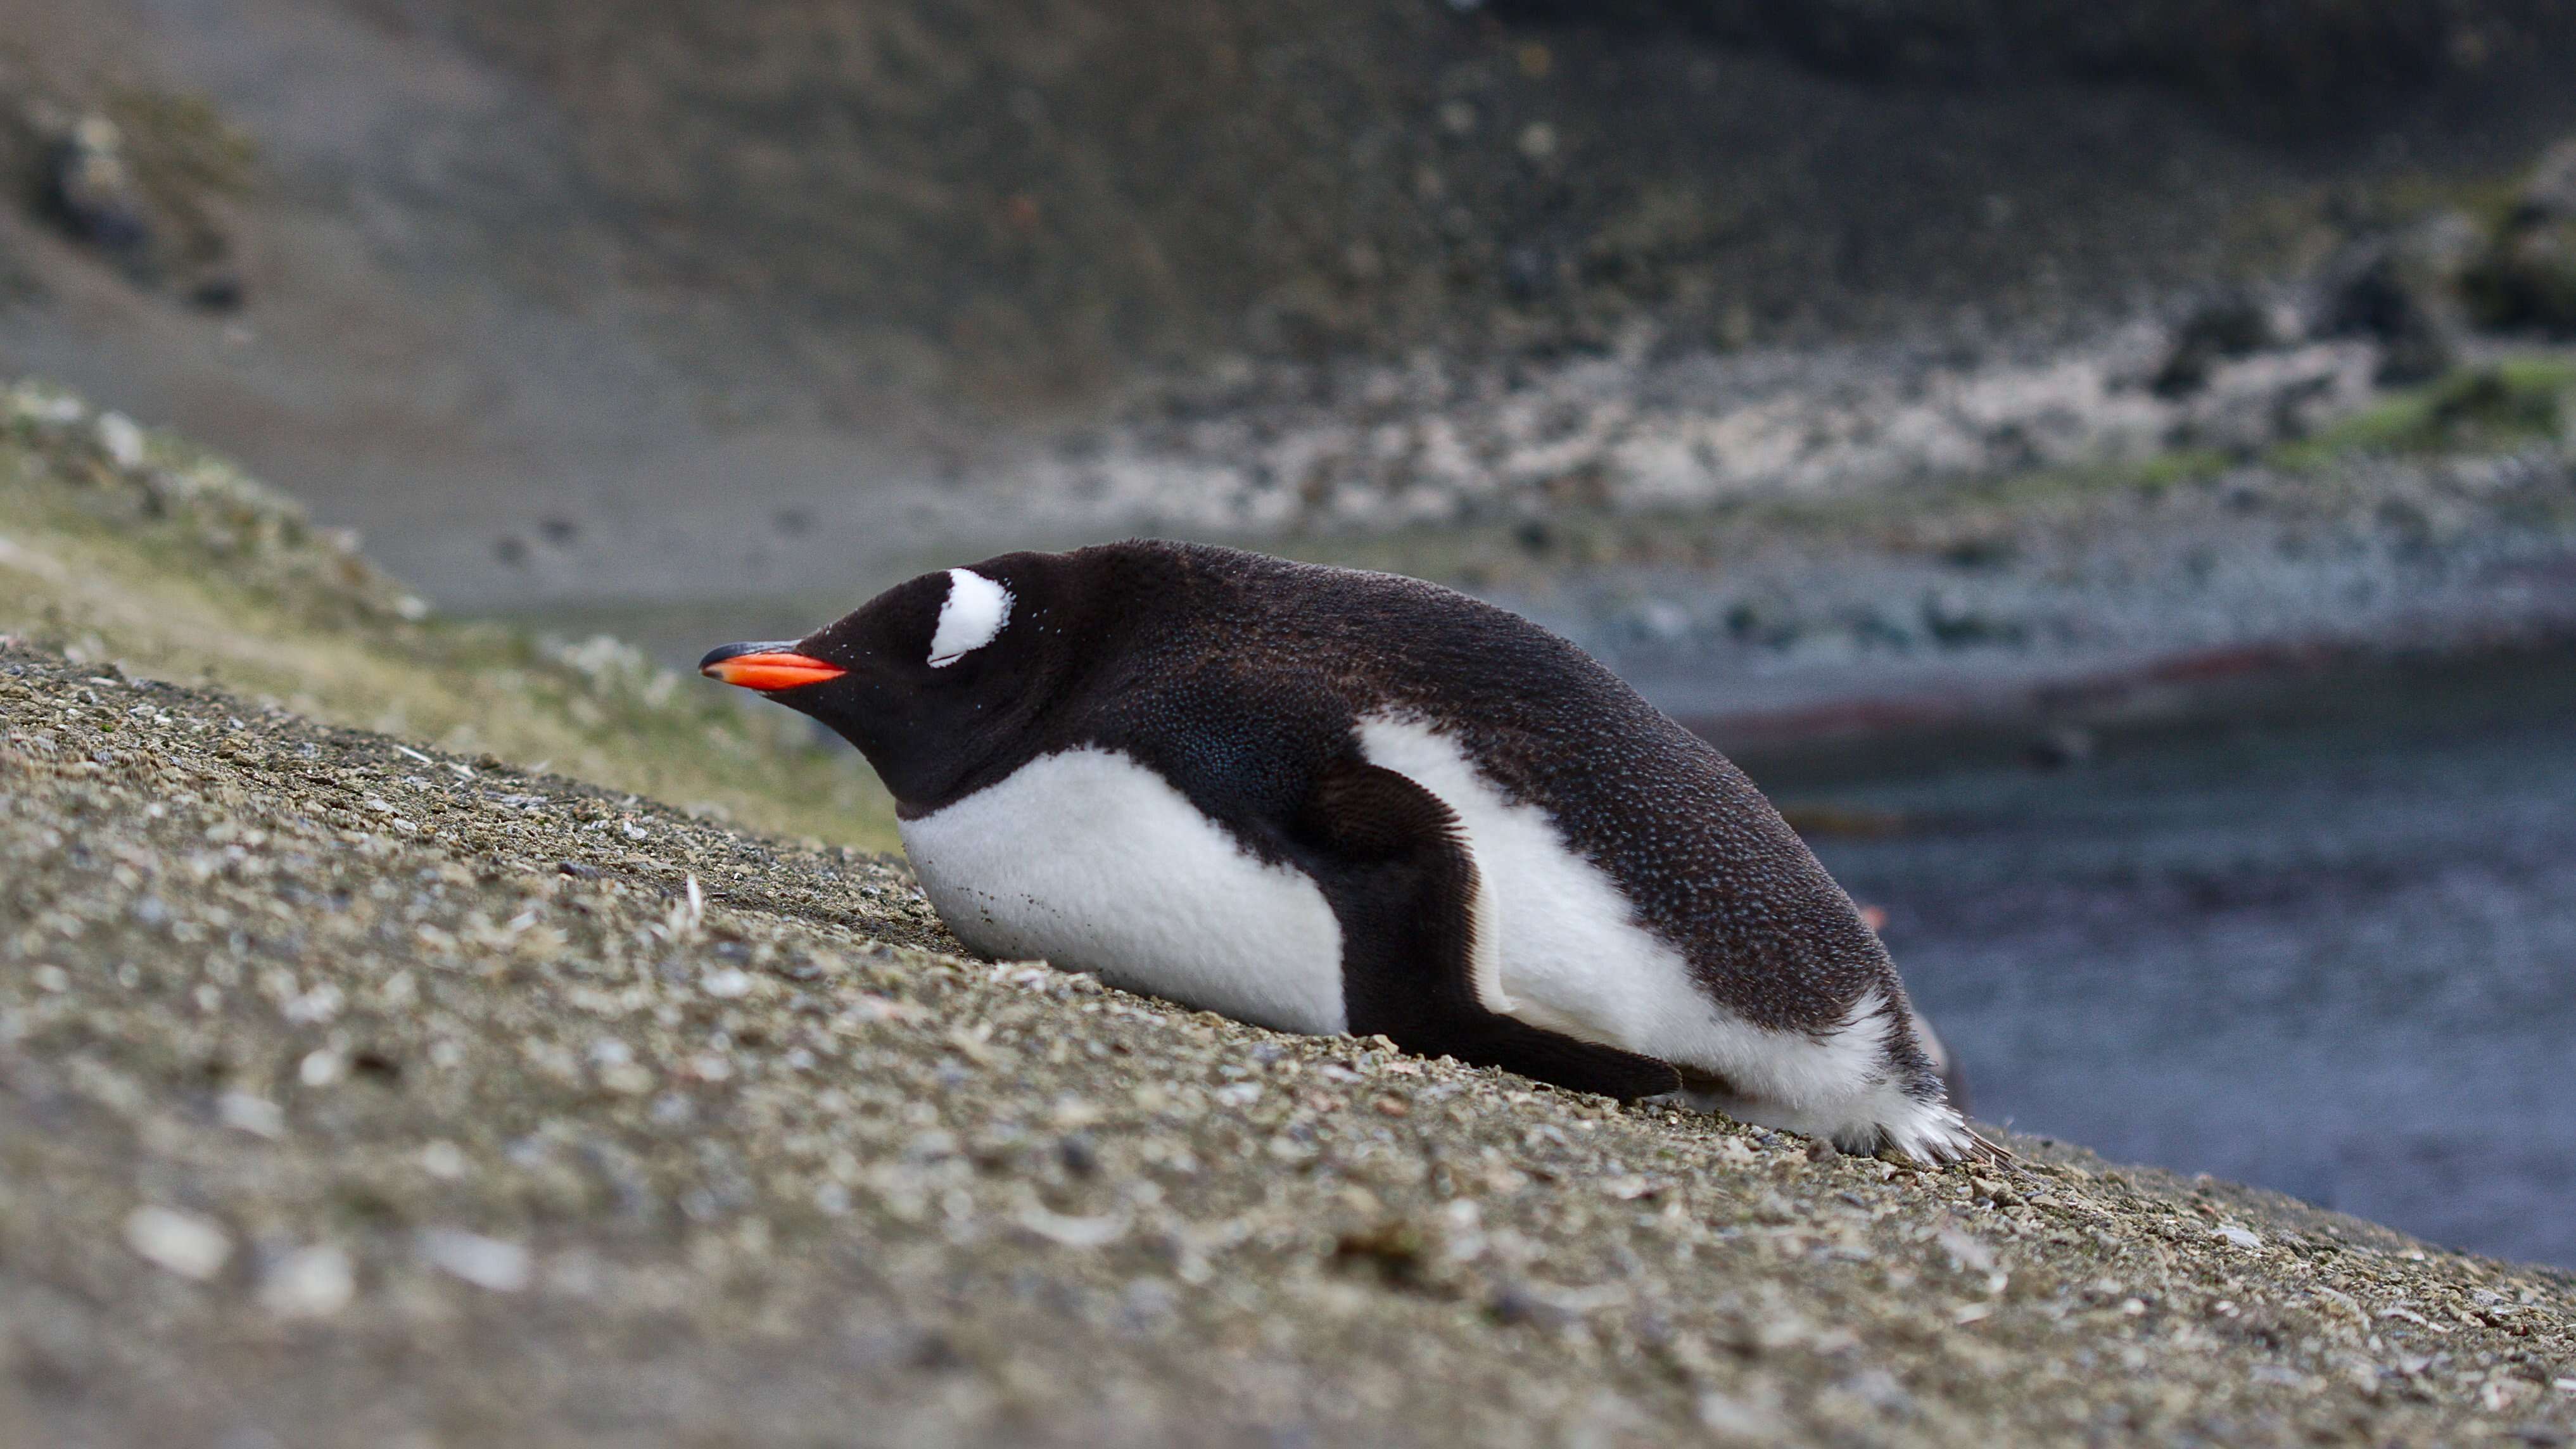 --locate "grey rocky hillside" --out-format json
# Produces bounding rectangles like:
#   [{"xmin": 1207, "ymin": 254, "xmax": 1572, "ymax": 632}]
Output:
[
  {"xmin": 5, "ymin": 645, "xmax": 2575, "ymax": 1445},
  {"xmin": 7, "ymin": 1, "xmax": 2576, "ymax": 612}
]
